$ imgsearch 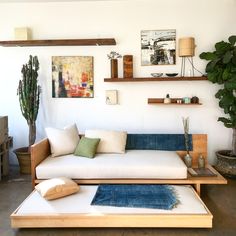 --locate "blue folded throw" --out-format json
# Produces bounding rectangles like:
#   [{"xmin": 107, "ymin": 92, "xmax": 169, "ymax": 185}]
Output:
[
  {"xmin": 126, "ymin": 134, "xmax": 193, "ymax": 151},
  {"xmin": 91, "ymin": 184, "xmax": 178, "ymax": 210}
]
